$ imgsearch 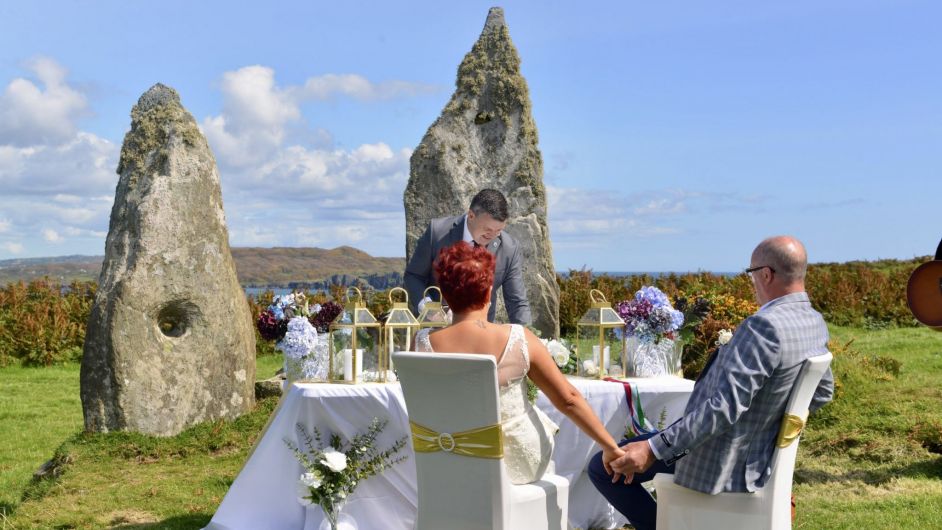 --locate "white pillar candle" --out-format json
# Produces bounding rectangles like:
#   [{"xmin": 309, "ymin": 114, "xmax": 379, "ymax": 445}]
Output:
[
  {"xmin": 343, "ymin": 348, "xmax": 363, "ymax": 382},
  {"xmin": 592, "ymin": 345, "xmax": 611, "ymax": 370}
]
